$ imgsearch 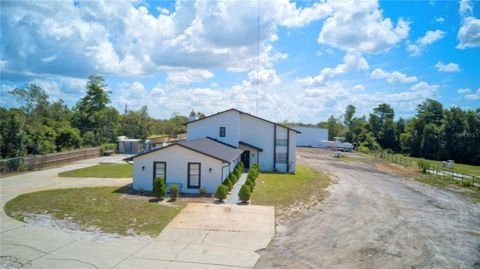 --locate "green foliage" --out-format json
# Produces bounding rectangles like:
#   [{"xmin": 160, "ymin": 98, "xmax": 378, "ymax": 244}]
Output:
[
  {"xmin": 199, "ymin": 187, "xmax": 208, "ymax": 197},
  {"xmin": 417, "ymin": 159, "xmax": 430, "ymax": 174},
  {"xmin": 56, "ymin": 127, "xmax": 82, "ymax": 151},
  {"xmin": 215, "ymin": 184, "xmax": 227, "ymax": 202},
  {"xmin": 152, "ymin": 177, "xmax": 166, "ymax": 199},
  {"xmin": 100, "ymin": 143, "xmax": 117, "ymax": 155},
  {"xmin": 238, "ymin": 184, "xmax": 251, "ymax": 203},
  {"xmin": 169, "ymin": 184, "xmax": 179, "ymax": 200}
]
